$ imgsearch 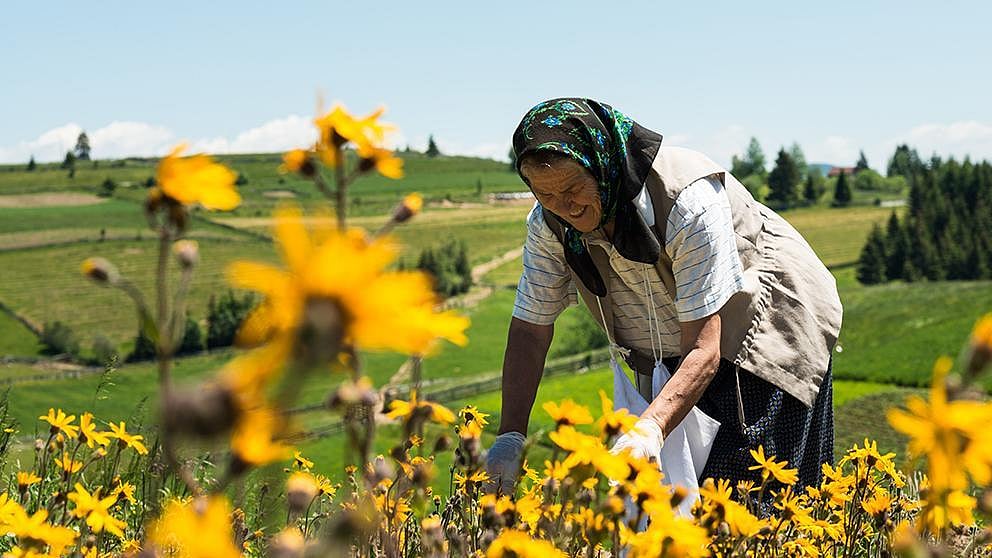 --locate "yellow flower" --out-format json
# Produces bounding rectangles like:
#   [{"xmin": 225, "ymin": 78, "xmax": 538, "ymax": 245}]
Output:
[
  {"xmin": 292, "ymin": 451, "xmax": 314, "ymax": 470},
  {"xmin": 3, "ymin": 504, "xmax": 77, "ymax": 557},
  {"xmin": 542, "ymin": 399, "xmax": 593, "ymax": 427},
  {"xmin": 112, "ymin": 482, "xmax": 137, "ymax": 505},
  {"xmin": 54, "ymin": 453, "xmax": 83, "ymax": 474},
  {"xmin": 918, "ymin": 489, "xmax": 976, "ymax": 534},
  {"xmin": 971, "ymin": 313, "xmax": 992, "ymax": 352},
  {"xmin": 230, "ymin": 406, "xmax": 291, "ymax": 468},
  {"xmin": 888, "ymin": 356, "xmax": 992, "ymax": 491},
  {"xmin": 147, "ymin": 496, "xmax": 241, "ymax": 558},
  {"xmin": 226, "ymin": 204, "xmax": 469, "ymax": 357},
  {"xmin": 595, "ymin": 390, "xmax": 638, "ymax": 438},
  {"xmin": 486, "ymin": 529, "xmax": 567, "ymax": 558},
  {"xmin": 314, "ymin": 475, "xmax": 338, "ymax": 497},
  {"xmin": 749, "ymin": 445, "xmax": 798, "ymax": 485},
  {"xmin": 39, "ymin": 408, "xmax": 78, "ymax": 438},
  {"xmin": 458, "ymin": 405, "xmax": 490, "ymax": 427},
  {"xmin": 107, "ymin": 421, "xmax": 148, "ymax": 455},
  {"xmin": 862, "ymin": 487, "xmax": 893, "ymax": 517},
  {"xmin": 155, "ymin": 144, "xmax": 240, "ymax": 210},
  {"xmin": 314, "ymin": 104, "xmax": 395, "ymax": 156},
  {"xmin": 549, "ymin": 425, "xmax": 628, "ymax": 480},
  {"xmin": 357, "ymin": 145, "xmax": 404, "ymax": 179},
  {"xmin": 79, "ymin": 412, "xmax": 110, "ymax": 448},
  {"xmin": 286, "ymin": 471, "xmax": 319, "ymax": 510},
  {"xmin": 16, "ymin": 472, "xmax": 40, "ymax": 489},
  {"xmin": 453, "ymin": 470, "xmax": 490, "ymax": 492},
  {"xmin": 279, "ymin": 149, "xmax": 315, "ymax": 177},
  {"xmin": 386, "ymin": 390, "xmax": 456, "ymax": 425},
  {"xmin": 373, "ymin": 493, "xmax": 412, "ymax": 529},
  {"xmin": 67, "ymin": 483, "xmax": 126, "ymax": 538}
]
